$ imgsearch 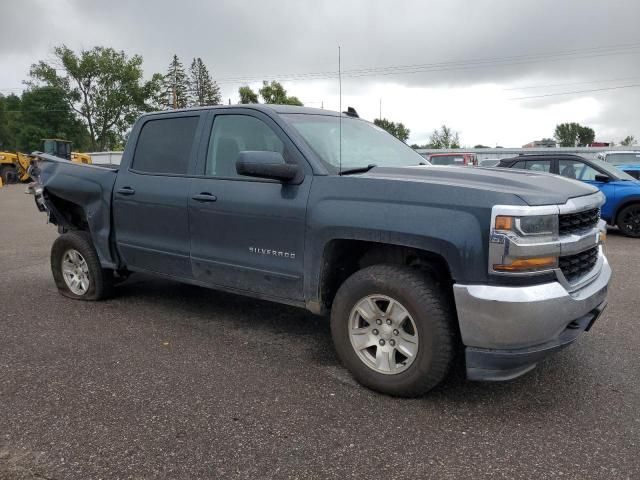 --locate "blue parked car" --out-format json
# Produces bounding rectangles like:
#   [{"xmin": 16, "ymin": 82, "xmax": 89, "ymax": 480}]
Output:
[
  {"xmin": 497, "ymin": 154, "xmax": 640, "ymax": 237},
  {"xmin": 597, "ymin": 151, "xmax": 640, "ymax": 180}
]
